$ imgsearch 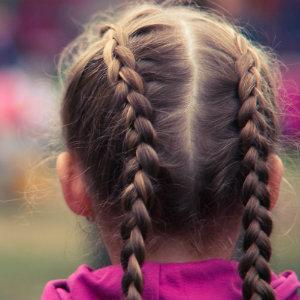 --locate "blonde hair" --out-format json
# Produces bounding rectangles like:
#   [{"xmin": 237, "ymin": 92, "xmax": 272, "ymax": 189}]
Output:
[{"xmin": 59, "ymin": 2, "xmax": 280, "ymax": 299}]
